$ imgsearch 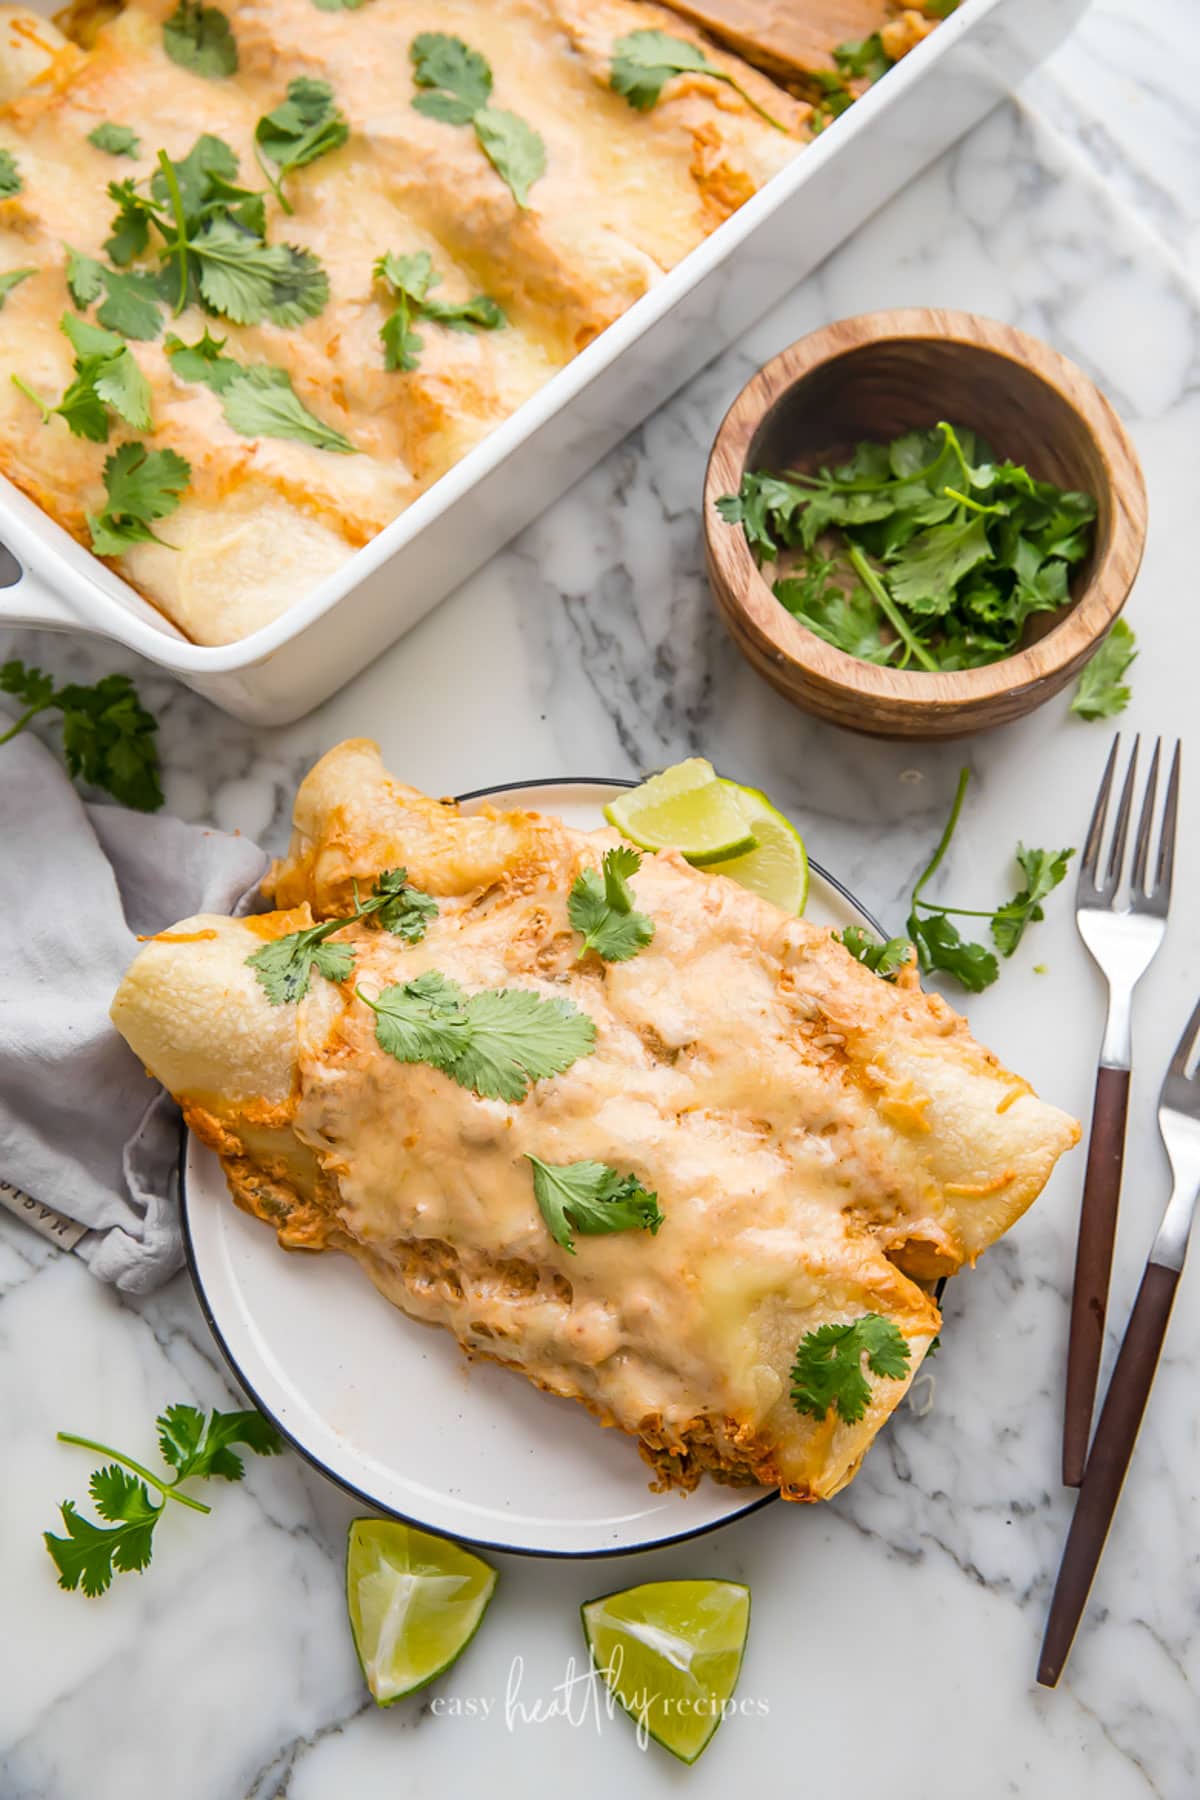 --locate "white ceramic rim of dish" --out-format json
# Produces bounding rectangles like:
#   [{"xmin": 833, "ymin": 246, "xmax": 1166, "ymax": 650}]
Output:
[{"xmin": 181, "ymin": 778, "xmax": 888, "ymax": 1557}]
